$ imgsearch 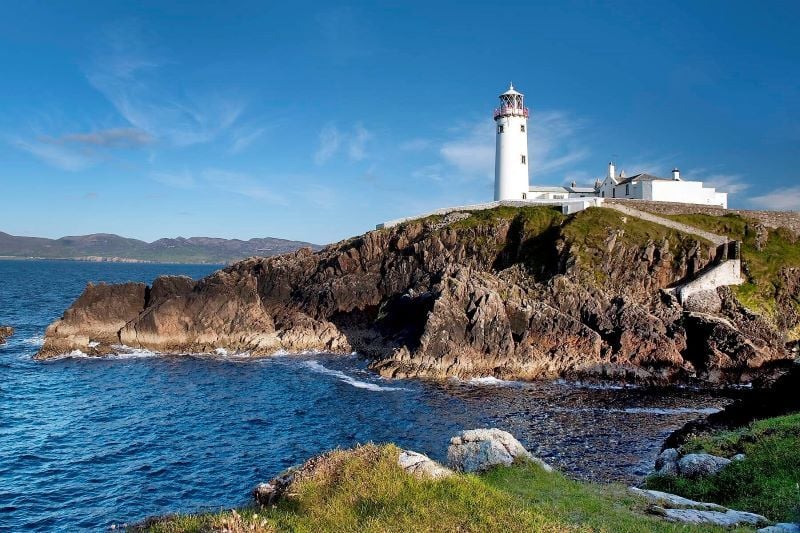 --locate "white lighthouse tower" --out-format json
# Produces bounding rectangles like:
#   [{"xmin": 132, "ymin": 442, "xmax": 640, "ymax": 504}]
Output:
[{"xmin": 494, "ymin": 83, "xmax": 530, "ymax": 201}]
